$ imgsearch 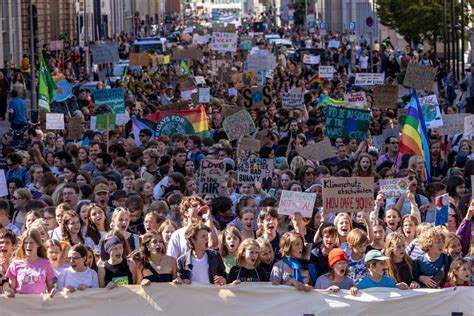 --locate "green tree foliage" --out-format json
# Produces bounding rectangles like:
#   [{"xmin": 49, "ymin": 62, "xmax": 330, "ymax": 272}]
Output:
[{"xmin": 376, "ymin": 0, "xmax": 470, "ymax": 46}]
